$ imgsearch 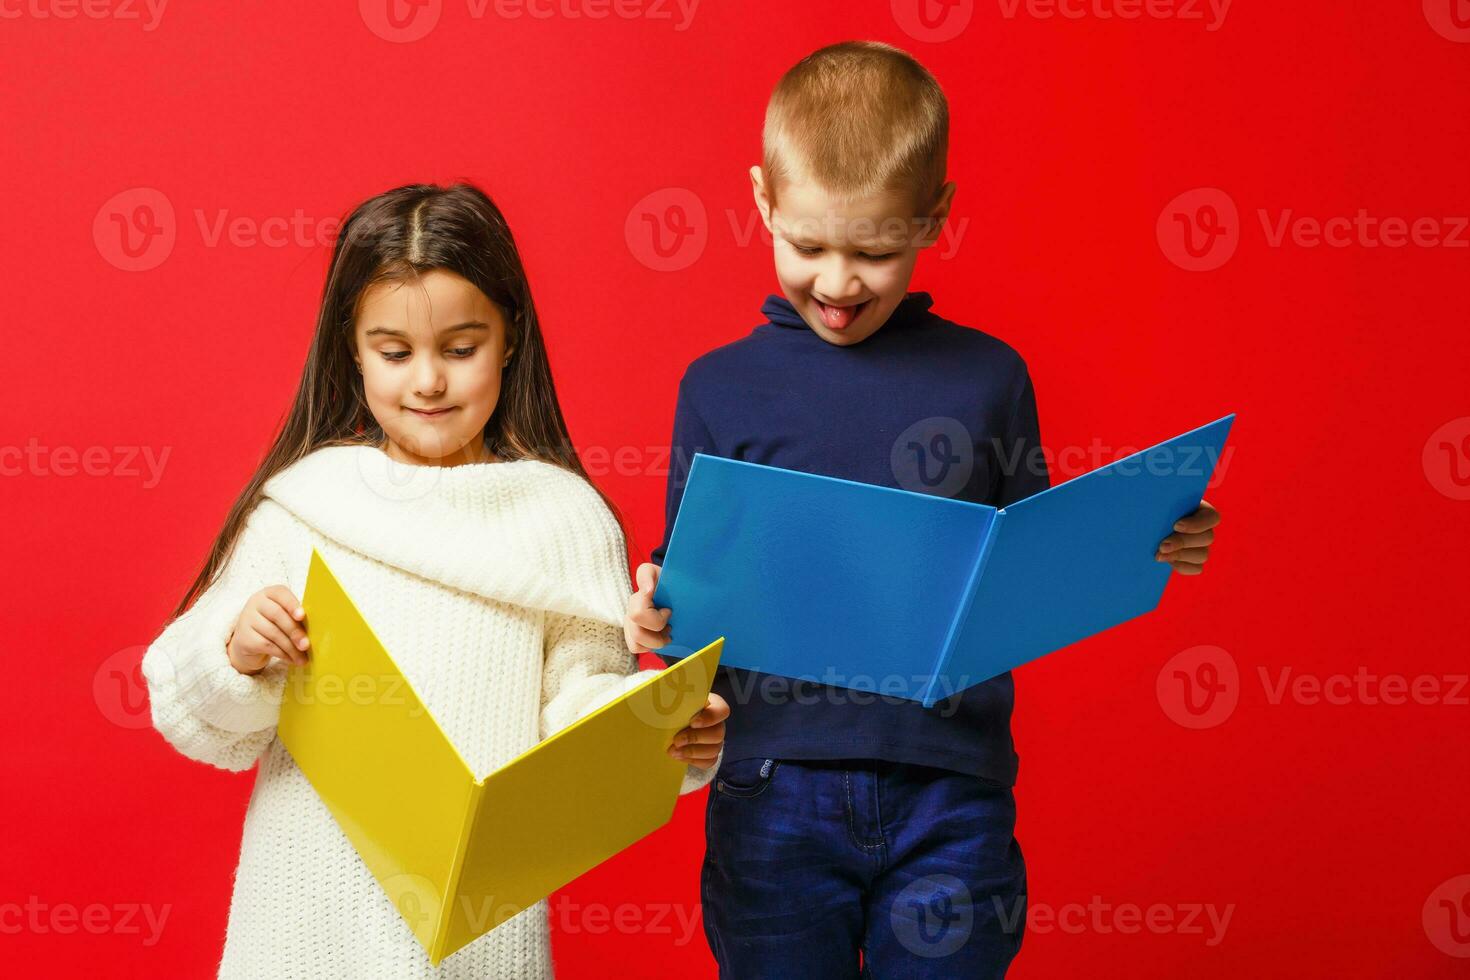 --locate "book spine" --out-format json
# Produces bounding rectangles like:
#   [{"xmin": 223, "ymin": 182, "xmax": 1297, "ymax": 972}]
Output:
[
  {"xmin": 431, "ymin": 781, "xmax": 485, "ymax": 965},
  {"xmin": 920, "ymin": 510, "xmax": 1007, "ymax": 708}
]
